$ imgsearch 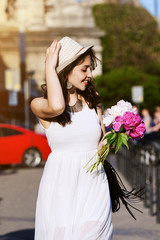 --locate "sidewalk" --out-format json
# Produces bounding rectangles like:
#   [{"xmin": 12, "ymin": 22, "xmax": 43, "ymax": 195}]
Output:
[{"xmin": 111, "ymin": 155, "xmax": 160, "ymax": 240}]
